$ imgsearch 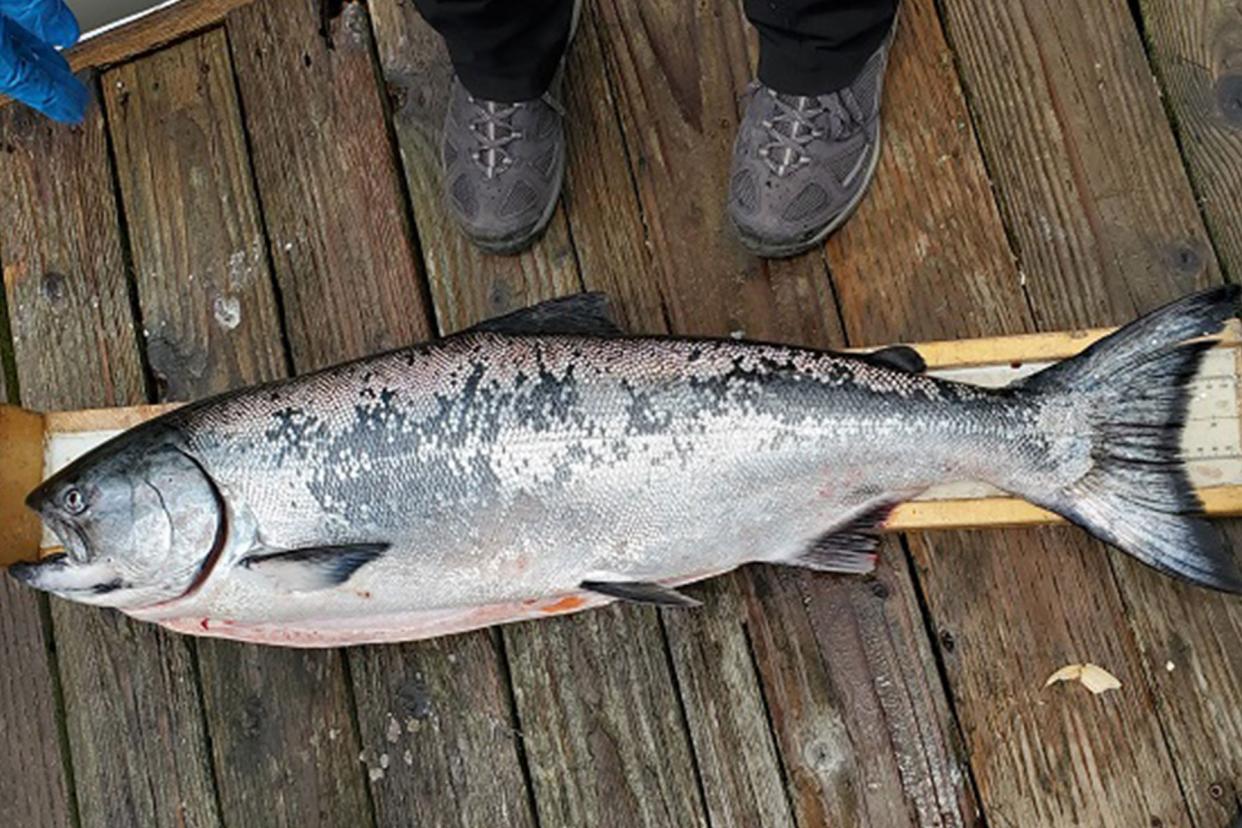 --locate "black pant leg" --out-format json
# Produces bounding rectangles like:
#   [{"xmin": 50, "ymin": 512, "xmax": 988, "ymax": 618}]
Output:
[
  {"xmin": 745, "ymin": 0, "xmax": 898, "ymax": 95},
  {"xmin": 413, "ymin": 0, "xmax": 575, "ymax": 101}
]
